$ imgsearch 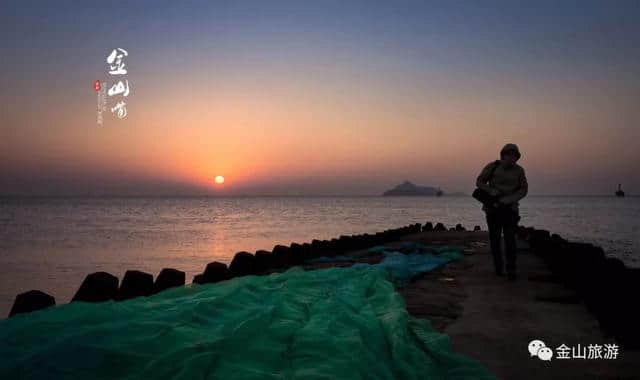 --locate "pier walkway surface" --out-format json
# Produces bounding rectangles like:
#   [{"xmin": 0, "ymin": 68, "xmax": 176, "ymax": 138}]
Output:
[{"xmin": 306, "ymin": 230, "xmax": 640, "ymax": 380}]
